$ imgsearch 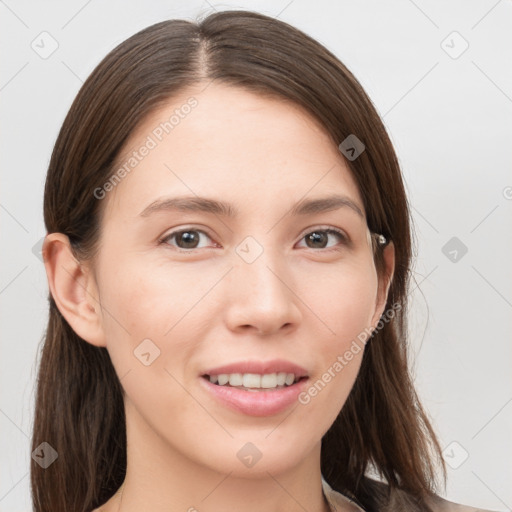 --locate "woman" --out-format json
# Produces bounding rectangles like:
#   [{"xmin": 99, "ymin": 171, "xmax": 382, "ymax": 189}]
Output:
[{"xmin": 32, "ymin": 10, "xmax": 496, "ymax": 512}]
